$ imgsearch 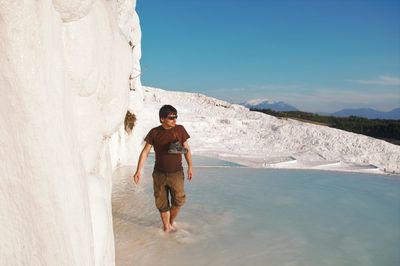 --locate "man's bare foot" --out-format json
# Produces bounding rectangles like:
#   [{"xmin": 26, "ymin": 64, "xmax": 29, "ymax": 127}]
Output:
[
  {"xmin": 163, "ymin": 225, "xmax": 177, "ymax": 233},
  {"xmin": 171, "ymin": 221, "xmax": 177, "ymax": 228}
]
